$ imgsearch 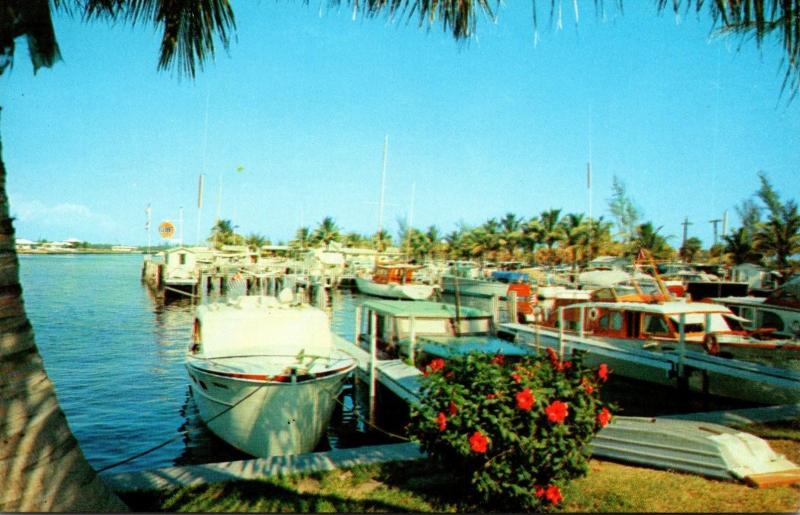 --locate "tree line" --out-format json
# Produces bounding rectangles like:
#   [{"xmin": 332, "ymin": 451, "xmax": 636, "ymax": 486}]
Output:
[{"xmin": 209, "ymin": 172, "xmax": 798, "ymax": 278}]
